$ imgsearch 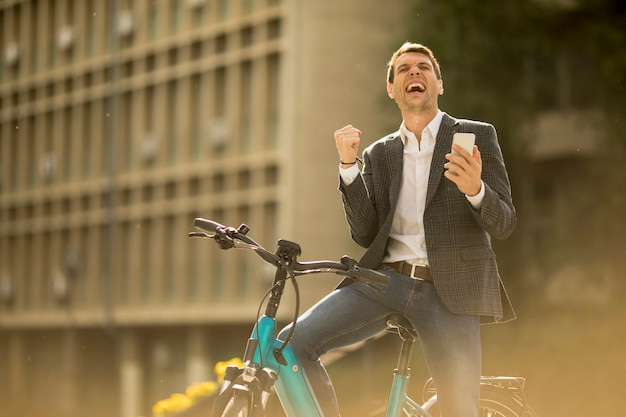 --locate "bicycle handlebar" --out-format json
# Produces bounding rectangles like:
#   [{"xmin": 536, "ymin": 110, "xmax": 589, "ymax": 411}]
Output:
[
  {"xmin": 191, "ymin": 217, "xmax": 389, "ymax": 286},
  {"xmin": 193, "ymin": 217, "xmax": 222, "ymax": 233}
]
